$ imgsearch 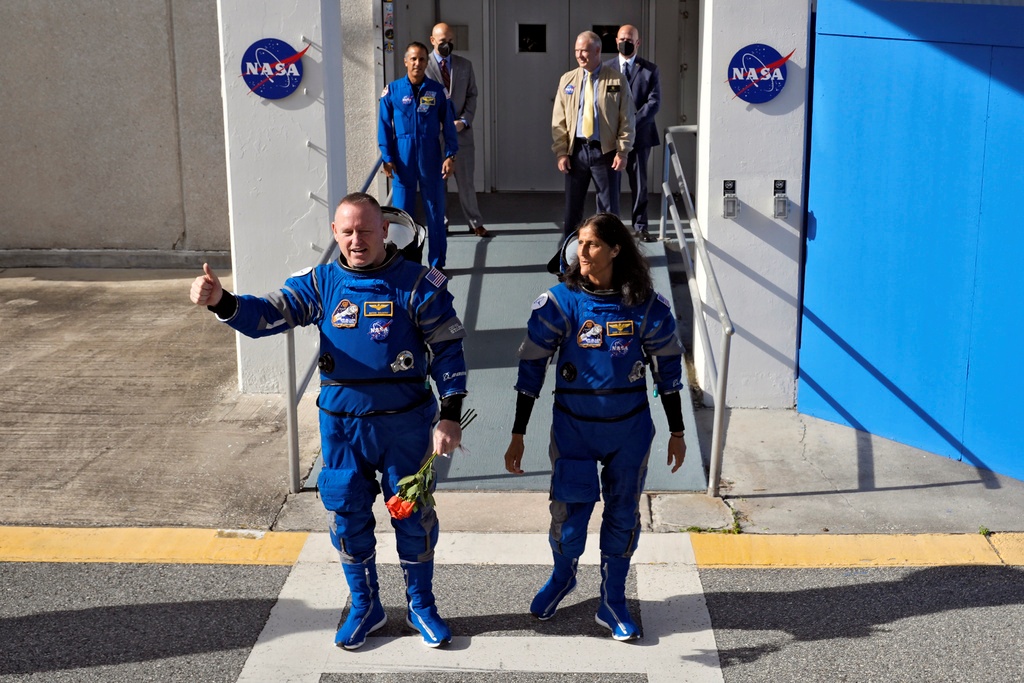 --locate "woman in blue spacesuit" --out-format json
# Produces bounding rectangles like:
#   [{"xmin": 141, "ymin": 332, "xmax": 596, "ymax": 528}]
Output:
[{"xmin": 503, "ymin": 212, "xmax": 686, "ymax": 641}]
